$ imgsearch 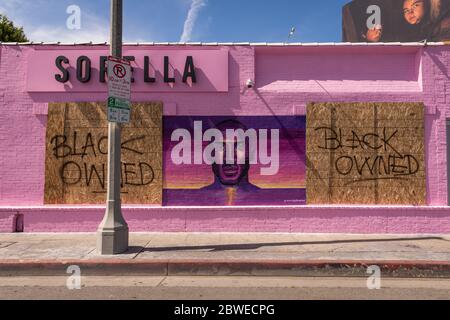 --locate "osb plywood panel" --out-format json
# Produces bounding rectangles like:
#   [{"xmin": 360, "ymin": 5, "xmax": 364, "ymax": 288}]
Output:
[
  {"xmin": 44, "ymin": 102, "xmax": 163, "ymax": 205},
  {"xmin": 306, "ymin": 102, "xmax": 426, "ymax": 205}
]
